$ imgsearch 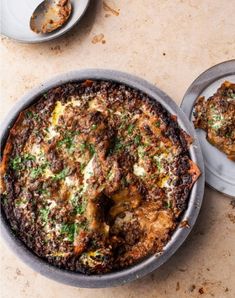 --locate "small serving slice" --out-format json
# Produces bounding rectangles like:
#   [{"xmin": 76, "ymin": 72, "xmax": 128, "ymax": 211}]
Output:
[{"xmin": 193, "ymin": 81, "xmax": 235, "ymax": 161}]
